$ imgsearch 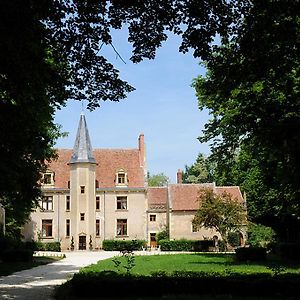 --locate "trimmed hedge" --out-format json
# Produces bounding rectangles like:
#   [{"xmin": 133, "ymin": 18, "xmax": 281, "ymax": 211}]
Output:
[
  {"xmin": 102, "ymin": 239, "xmax": 147, "ymax": 251},
  {"xmin": 279, "ymin": 243, "xmax": 300, "ymax": 261},
  {"xmin": 68, "ymin": 272, "xmax": 300, "ymax": 298},
  {"xmin": 159, "ymin": 239, "xmax": 214, "ymax": 252},
  {"xmin": 1, "ymin": 249, "xmax": 34, "ymax": 262},
  {"xmin": 235, "ymin": 247, "xmax": 266, "ymax": 261},
  {"xmin": 27, "ymin": 241, "xmax": 61, "ymax": 252}
]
